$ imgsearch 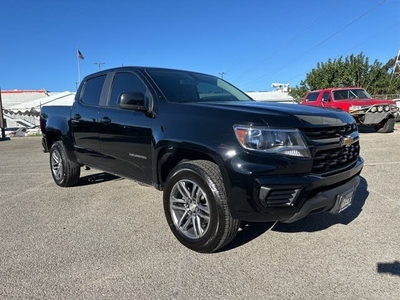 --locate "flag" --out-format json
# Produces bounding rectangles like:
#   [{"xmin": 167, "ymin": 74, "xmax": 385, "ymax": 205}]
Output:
[{"xmin": 77, "ymin": 49, "xmax": 84, "ymax": 60}]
